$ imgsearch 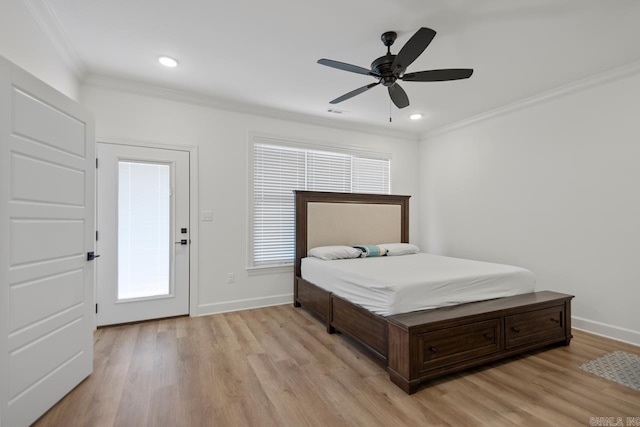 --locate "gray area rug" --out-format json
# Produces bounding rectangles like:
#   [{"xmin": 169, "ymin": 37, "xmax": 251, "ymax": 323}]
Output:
[{"xmin": 580, "ymin": 351, "xmax": 640, "ymax": 391}]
